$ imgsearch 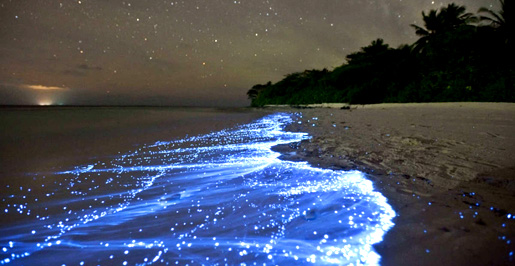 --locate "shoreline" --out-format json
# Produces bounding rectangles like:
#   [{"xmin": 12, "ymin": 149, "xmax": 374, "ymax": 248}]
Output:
[{"xmin": 269, "ymin": 102, "xmax": 515, "ymax": 265}]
